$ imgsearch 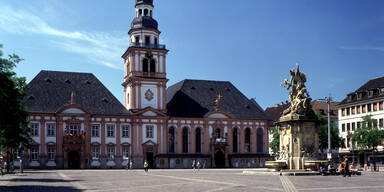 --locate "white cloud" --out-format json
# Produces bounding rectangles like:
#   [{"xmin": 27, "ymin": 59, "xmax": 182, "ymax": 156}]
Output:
[{"xmin": 0, "ymin": 5, "xmax": 127, "ymax": 70}]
